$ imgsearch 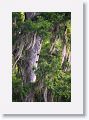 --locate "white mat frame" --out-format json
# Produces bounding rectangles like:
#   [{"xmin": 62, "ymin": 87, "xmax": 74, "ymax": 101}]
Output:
[{"xmin": 0, "ymin": 0, "xmax": 83, "ymax": 114}]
